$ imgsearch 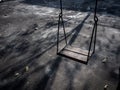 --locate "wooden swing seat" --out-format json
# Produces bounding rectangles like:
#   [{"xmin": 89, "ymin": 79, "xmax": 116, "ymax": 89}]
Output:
[{"xmin": 57, "ymin": 45, "xmax": 92, "ymax": 64}]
